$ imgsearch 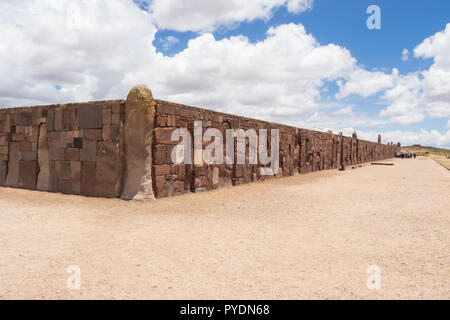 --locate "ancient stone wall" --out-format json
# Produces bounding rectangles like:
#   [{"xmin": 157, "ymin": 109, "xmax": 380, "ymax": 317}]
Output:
[
  {"xmin": 0, "ymin": 85, "xmax": 399, "ymax": 200},
  {"xmin": 0, "ymin": 100, "xmax": 125, "ymax": 197}
]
